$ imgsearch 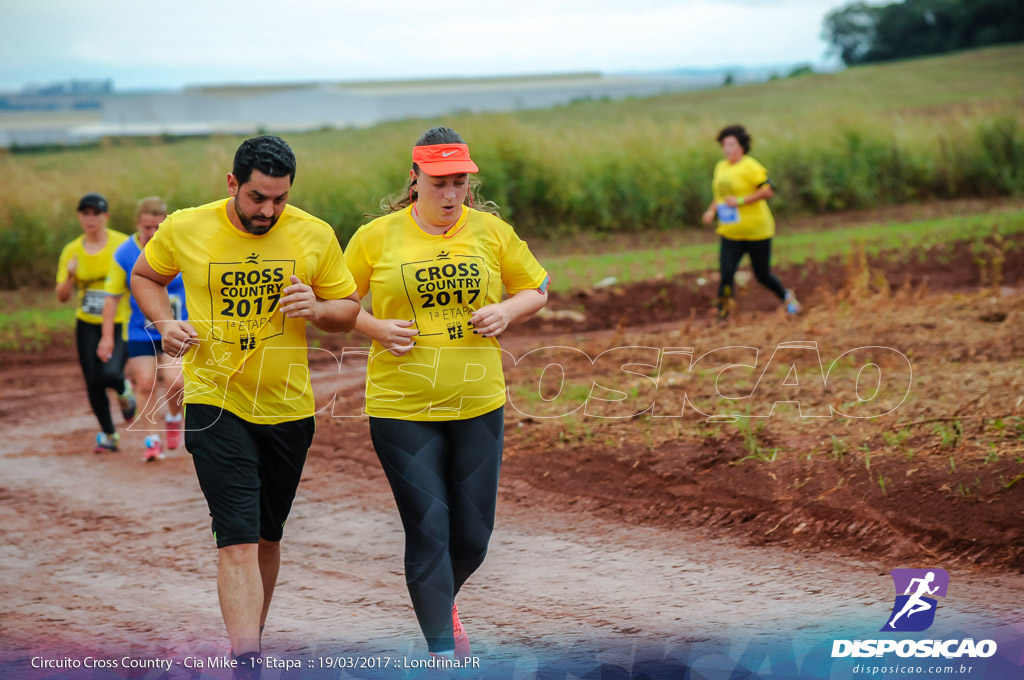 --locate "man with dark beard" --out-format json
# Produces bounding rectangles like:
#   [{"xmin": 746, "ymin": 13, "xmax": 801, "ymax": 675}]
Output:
[{"xmin": 131, "ymin": 135, "xmax": 360, "ymax": 677}]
